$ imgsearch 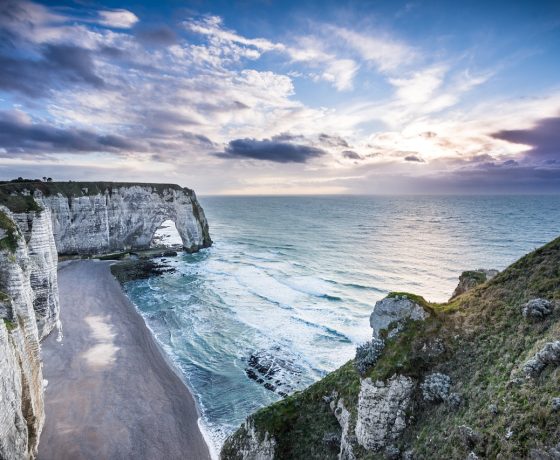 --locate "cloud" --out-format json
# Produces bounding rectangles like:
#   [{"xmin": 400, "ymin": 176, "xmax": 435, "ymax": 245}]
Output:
[
  {"xmin": 492, "ymin": 116, "xmax": 560, "ymax": 160},
  {"xmin": 0, "ymin": 110, "xmax": 142, "ymax": 155},
  {"xmin": 342, "ymin": 150, "xmax": 362, "ymax": 160},
  {"xmin": 0, "ymin": 44, "xmax": 104, "ymax": 97},
  {"xmin": 217, "ymin": 138, "xmax": 327, "ymax": 163},
  {"xmin": 319, "ymin": 133, "xmax": 350, "ymax": 148},
  {"xmin": 135, "ymin": 26, "xmax": 177, "ymax": 46},
  {"xmin": 97, "ymin": 9, "xmax": 139, "ymax": 29},
  {"xmin": 404, "ymin": 154, "xmax": 424, "ymax": 162}
]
